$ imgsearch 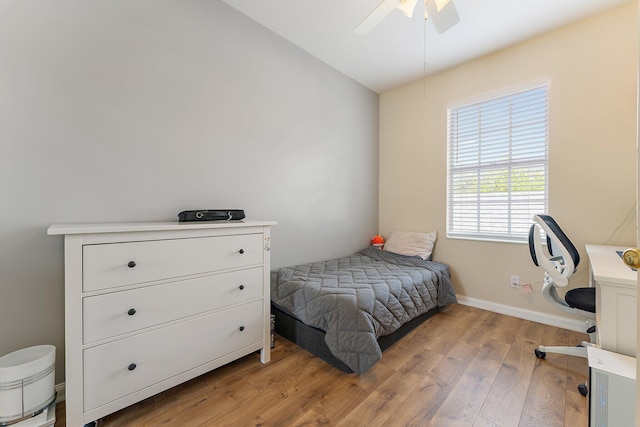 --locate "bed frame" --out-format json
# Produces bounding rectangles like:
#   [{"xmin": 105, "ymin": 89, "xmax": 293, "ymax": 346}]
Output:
[{"xmin": 271, "ymin": 303, "xmax": 442, "ymax": 373}]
